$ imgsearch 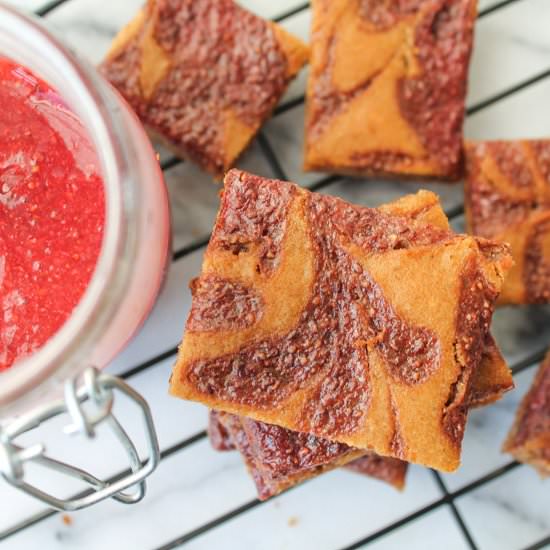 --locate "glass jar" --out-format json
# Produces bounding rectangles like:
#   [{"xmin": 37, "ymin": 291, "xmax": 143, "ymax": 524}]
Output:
[{"xmin": 0, "ymin": 5, "xmax": 170, "ymax": 509}]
